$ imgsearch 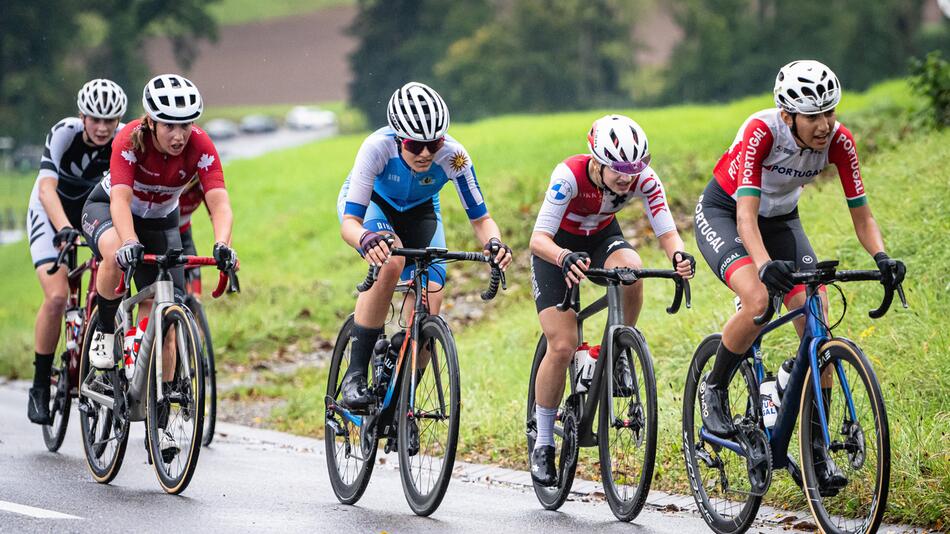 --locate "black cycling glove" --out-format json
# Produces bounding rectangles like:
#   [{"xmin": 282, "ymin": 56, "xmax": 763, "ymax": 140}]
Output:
[
  {"xmin": 672, "ymin": 250, "xmax": 696, "ymax": 276},
  {"xmin": 758, "ymin": 260, "xmax": 796, "ymax": 293},
  {"xmin": 213, "ymin": 242, "xmax": 238, "ymax": 271},
  {"xmin": 116, "ymin": 240, "xmax": 144, "ymax": 270},
  {"xmin": 483, "ymin": 237, "xmax": 512, "ymax": 262},
  {"xmin": 359, "ymin": 231, "xmax": 386, "ymax": 256},
  {"xmin": 874, "ymin": 252, "xmax": 905, "ymax": 289},
  {"xmin": 560, "ymin": 251, "xmax": 590, "ymax": 278},
  {"xmin": 52, "ymin": 226, "xmax": 80, "ymax": 249}
]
